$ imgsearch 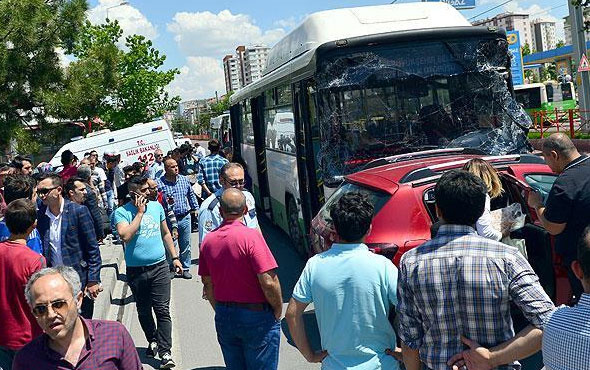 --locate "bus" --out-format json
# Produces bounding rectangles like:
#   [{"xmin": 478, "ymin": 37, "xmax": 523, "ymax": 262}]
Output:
[
  {"xmin": 229, "ymin": 2, "xmax": 531, "ymax": 255},
  {"xmin": 210, "ymin": 113, "xmax": 232, "ymax": 147},
  {"xmin": 515, "ymin": 81, "xmax": 577, "ymax": 124}
]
